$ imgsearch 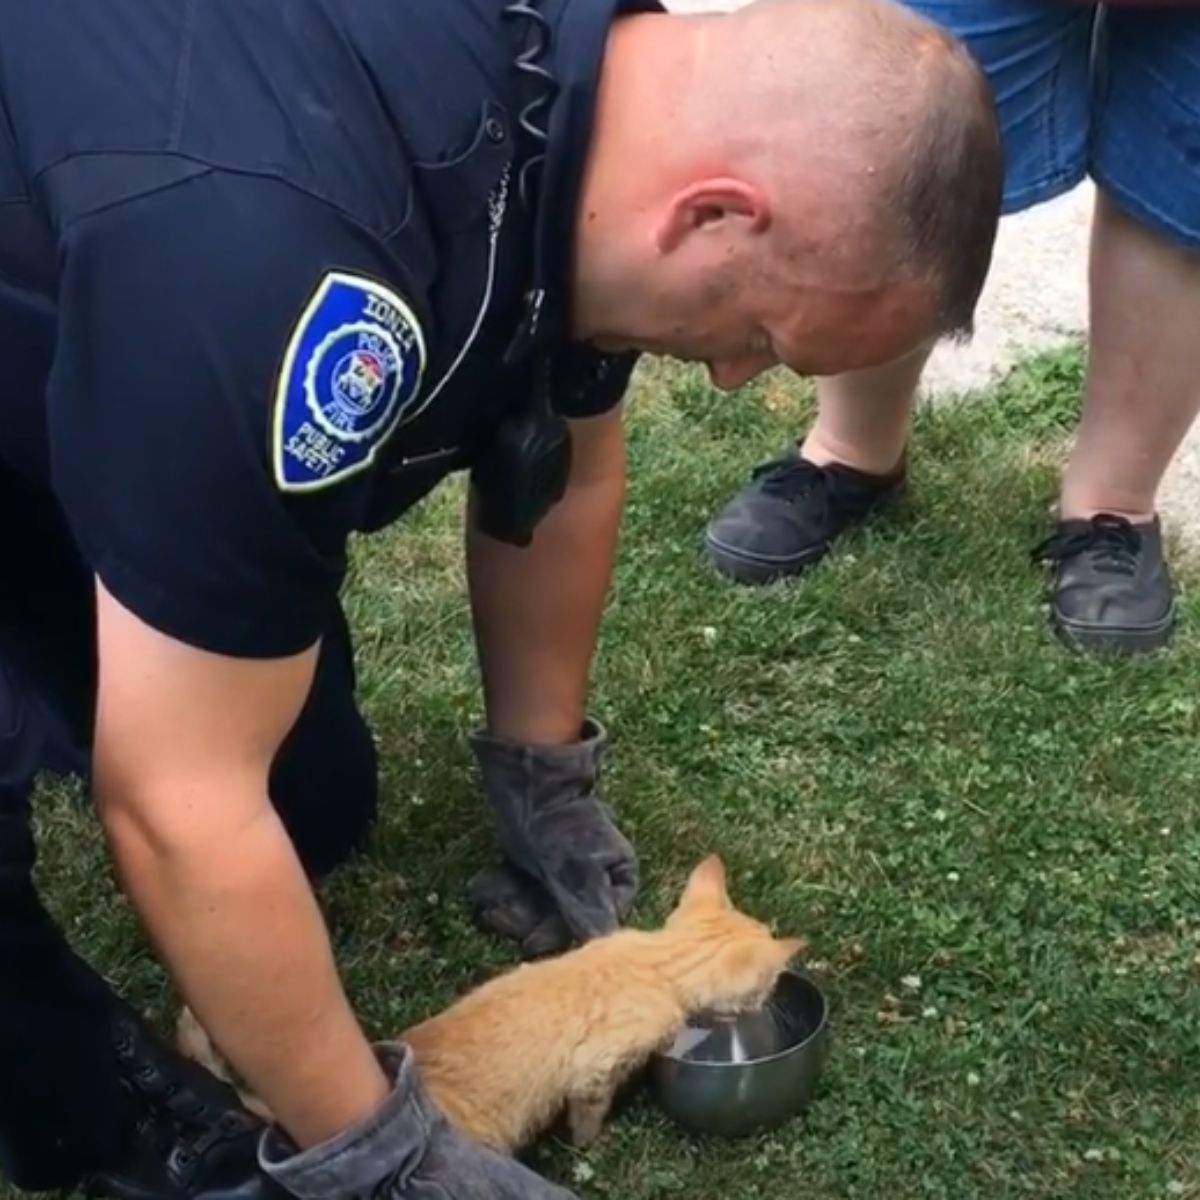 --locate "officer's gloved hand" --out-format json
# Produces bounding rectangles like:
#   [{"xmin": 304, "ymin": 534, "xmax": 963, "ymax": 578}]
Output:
[
  {"xmin": 259, "ymin": 1044, "xmax": 577, "ymax": 1199},
  {"xmin": 466, "ymin": 718, "xmax": 639, "ymax": 959}
]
